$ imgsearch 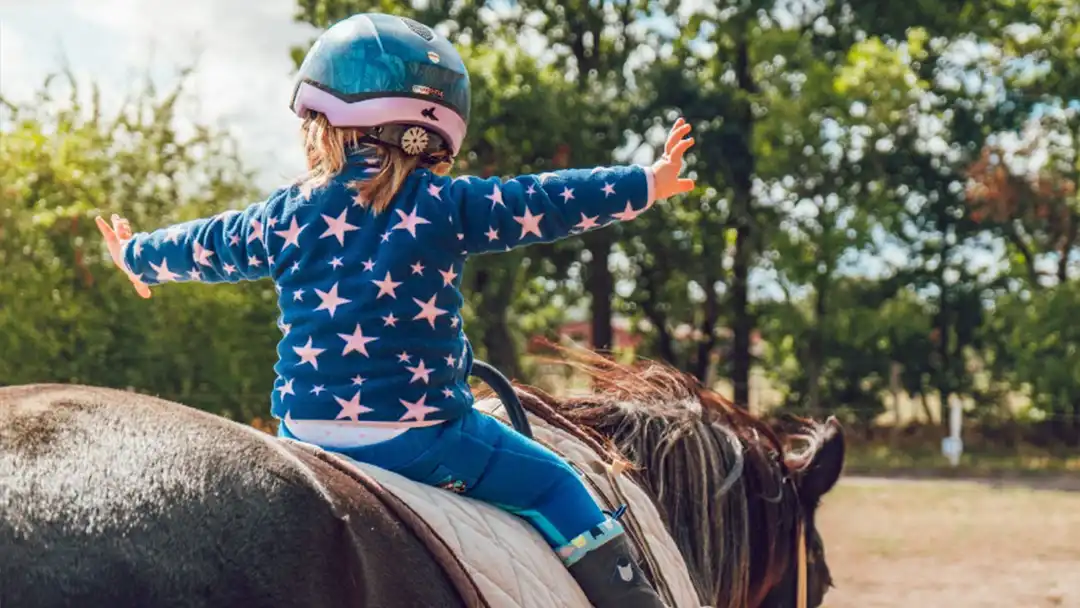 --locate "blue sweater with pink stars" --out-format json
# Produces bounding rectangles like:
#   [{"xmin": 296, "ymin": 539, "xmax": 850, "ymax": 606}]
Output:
[{"xmin": 123, "ymin": 150, "xmax": 655, "ymax": 427}]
